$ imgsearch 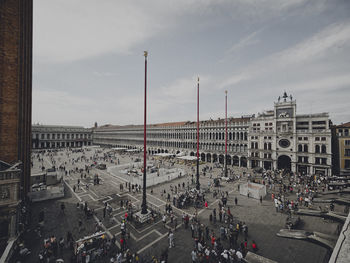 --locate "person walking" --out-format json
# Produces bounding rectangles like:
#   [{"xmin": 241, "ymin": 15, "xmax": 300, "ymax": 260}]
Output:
[
  {"xmin": 168, "ymin": 230, "xmax": 174, "ymax": 248},
  {"xmin": 60, "ymin": 203, "xmax": 65, "ymax": 214},
  {"xmin": 235, "ymin": 197, "xmax": 238, "ymax": 206}
]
